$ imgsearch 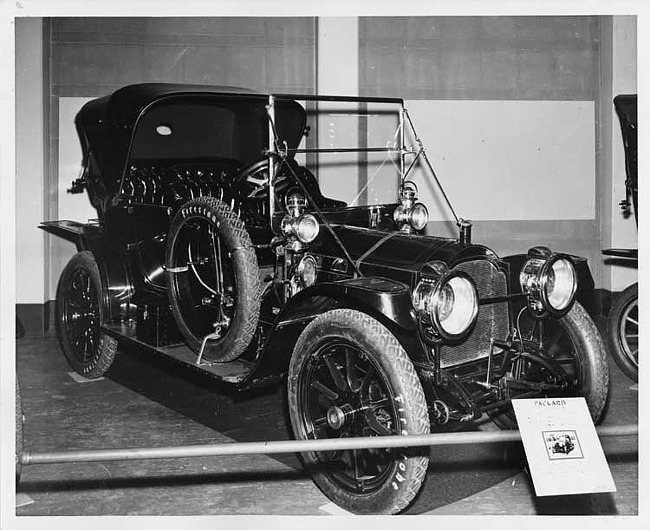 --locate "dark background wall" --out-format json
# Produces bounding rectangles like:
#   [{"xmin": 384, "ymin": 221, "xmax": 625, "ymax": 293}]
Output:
[
  {"xmin": 359, "ymin": 16, "xmax": 600, "ymax": 100},
  {"xmin": 50, "ymin": 17, "xmax": 316, "ymax": 97}
]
